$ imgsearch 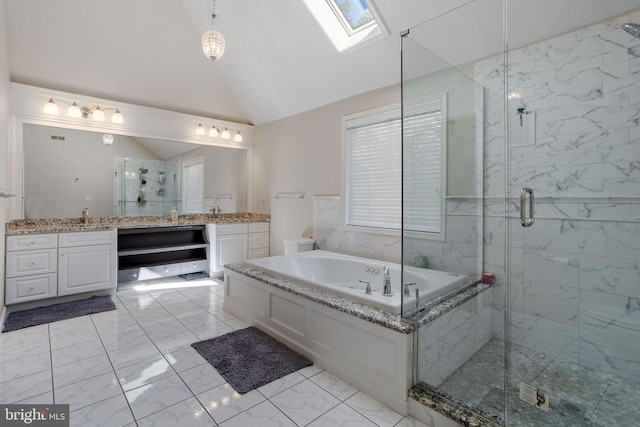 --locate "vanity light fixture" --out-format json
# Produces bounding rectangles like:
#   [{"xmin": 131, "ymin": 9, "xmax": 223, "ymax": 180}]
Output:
[
  {"xmin": 221, "ymin": 127, "xmax": 231, "ymax": 139},
  {"xmin": 233, "ymin": 131, "xmax": 242, "ymax": 142},
  {"xmin": 196, "ymin": 123, "xmax": 206, "ymax": 136},
  {"xmin": 43, "ymin": 98, "xmax": 124, "ymax": 123},
  {"xmin": 209, "ymin": 125, "xmax": 219, "ymax": 137},
  {"xmin": 202, "ymin": 0, "xmax": 225, "ymax": 61}
]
